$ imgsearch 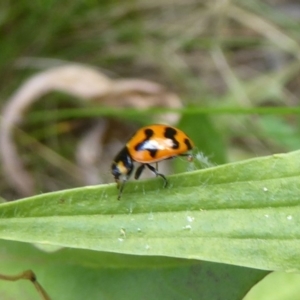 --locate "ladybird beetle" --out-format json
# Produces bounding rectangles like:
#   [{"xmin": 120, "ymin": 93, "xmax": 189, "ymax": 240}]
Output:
[{"xmin": 111, "ymin": 124, "xmax": 194, "ymax": 199}]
